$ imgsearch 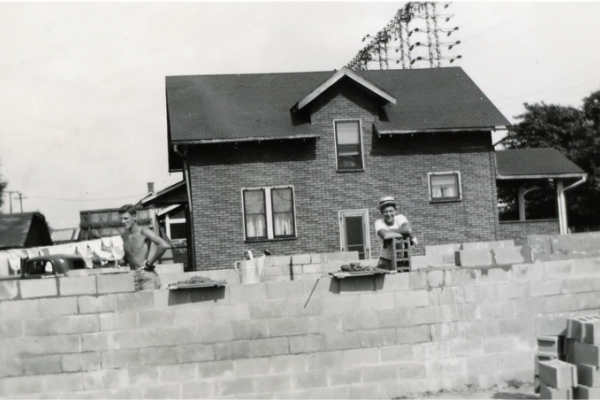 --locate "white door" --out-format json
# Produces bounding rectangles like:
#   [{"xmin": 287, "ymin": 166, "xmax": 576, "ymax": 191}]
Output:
[{"xmin": 339, "ymin": 209, "xmax": 371, "ymax": 260}]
